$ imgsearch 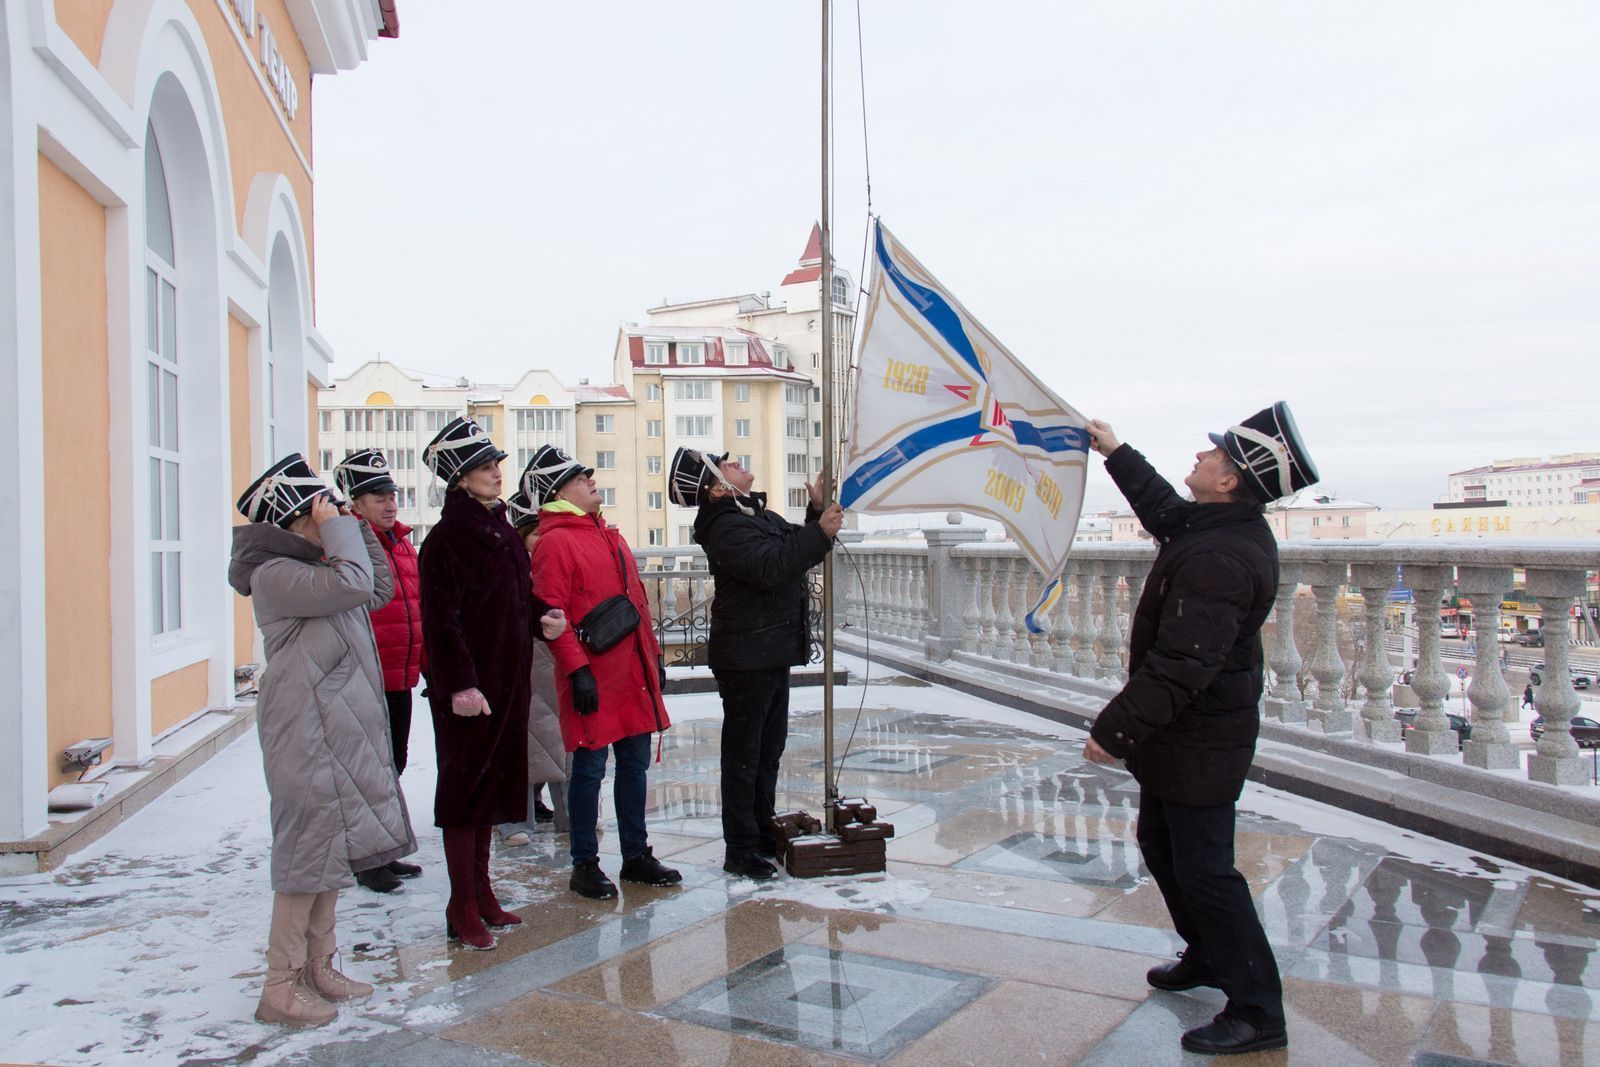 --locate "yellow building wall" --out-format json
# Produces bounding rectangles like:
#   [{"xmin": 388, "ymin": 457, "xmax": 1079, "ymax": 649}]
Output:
[
  {"xmin": 39, "ymin": 155, "xmax": 115, "ymax": 790},
  {"xmin": 230, "ymin": 316, "xmax": 256, "ymax": 665},
  {"xmin": 55, "ymin": 1, "xmax": 316, "ymax": 295},
  {"xmin": 189, "ymin": 0, "xmax": 316, "ymax": 284},
  {"xmin": 55, "ymin": 0, "xmax": 113, "ymax": 62},
  {"xmin": 151, "ymin": 661, "xmax": 210, "ymax": 736}
]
